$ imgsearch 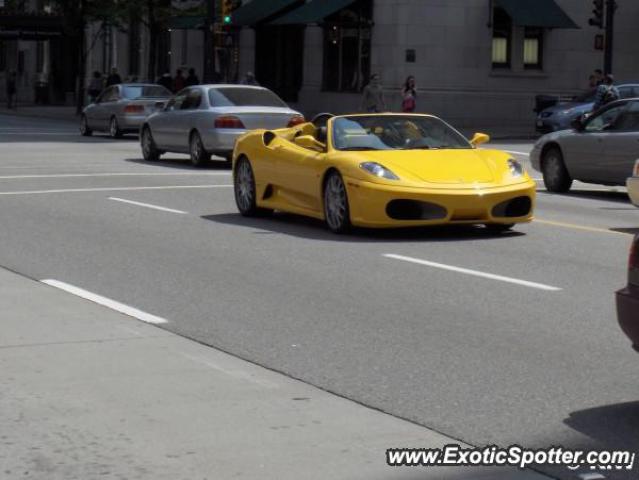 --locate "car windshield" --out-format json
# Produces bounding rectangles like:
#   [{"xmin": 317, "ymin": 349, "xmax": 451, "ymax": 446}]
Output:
[
  {"xmin": 331, "ymin": 115, "xmax": 471, "ymax": 151},
  {"xmin": 122, "ymin": 85, "xmax": 171, "ymax": 99},
  {"xmin": 208, "ymin": 87, "xmax": 287, "ymax": 107}
]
